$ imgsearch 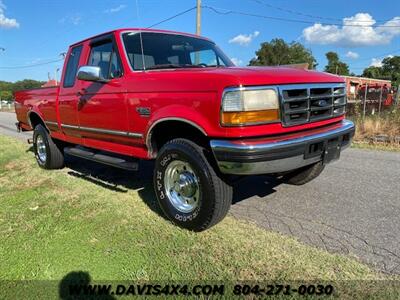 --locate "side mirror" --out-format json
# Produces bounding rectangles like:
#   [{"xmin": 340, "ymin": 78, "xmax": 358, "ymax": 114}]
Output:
[{"xmin": 77, "ymin": 66, "xmax": 108, "ymax": 83}]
